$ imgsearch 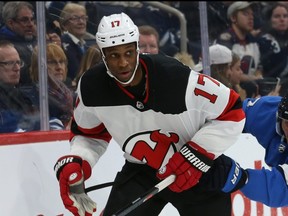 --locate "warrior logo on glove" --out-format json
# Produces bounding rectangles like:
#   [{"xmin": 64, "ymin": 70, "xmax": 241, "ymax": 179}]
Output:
[
  {"xmin": 157, "ymin": 142, "xmax": 215, "ymax": 193},
  {"xmin": 180, "ymin": 145, "xmax": 212, "ymax": 172}
]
